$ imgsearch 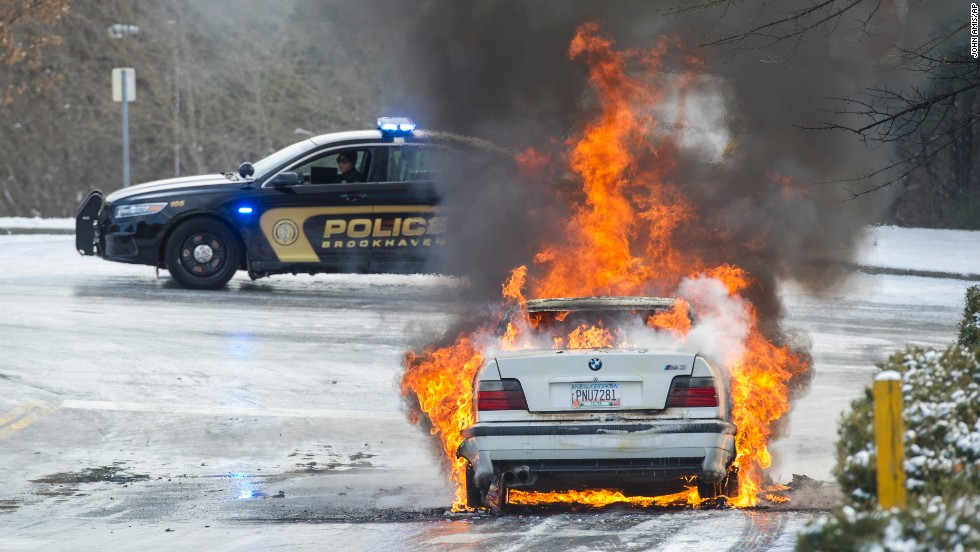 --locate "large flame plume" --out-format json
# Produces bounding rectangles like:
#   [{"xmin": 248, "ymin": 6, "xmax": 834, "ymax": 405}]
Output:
[{"xmin": 401, "ymin": 23, "xmax": 809, "ymax": 511}]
